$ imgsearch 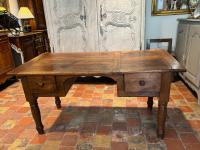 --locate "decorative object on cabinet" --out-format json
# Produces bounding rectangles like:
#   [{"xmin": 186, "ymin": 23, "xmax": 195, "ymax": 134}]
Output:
[
  {"xmin": 8, "ymin": 31, "xmax": 49, "ymax": 67},
  {"xmin": 175, "ymin": 19, "xmax": 200, "ymax": 104},
  {"xmin": 0, "ymin": 33, "xmax": 14, "ymax": 84},
  {"xmin": 146, "ymin": 38, "xmax": 172, "ymax": 53},
  {"xmin": 0, "ymin": 10, "xmax": 21, "ymax": 35},
  {"xmin": 43, "ymin": 0, "xmax": 145, "ymax": 52},
  {"xmin": 17, "ymin": 7, "xmax": 34, "ymax": 32},
  {"xmin": 152, "ymin": 0, "xmax": 198, "ymax": 16}
]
